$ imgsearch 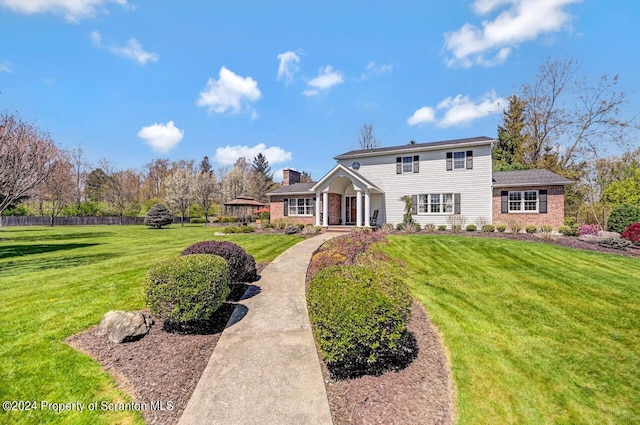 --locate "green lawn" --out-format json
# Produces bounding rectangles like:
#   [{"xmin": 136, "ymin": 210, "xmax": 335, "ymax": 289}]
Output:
[
  {"xmin": 382, "ymin": 235, "xmax": 640, "ymax": 425},
  {"xmin": 0, "ymin": 225, "xmax": 303, "ymax": 425}
]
